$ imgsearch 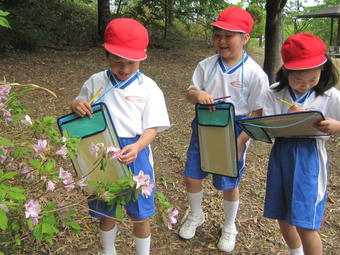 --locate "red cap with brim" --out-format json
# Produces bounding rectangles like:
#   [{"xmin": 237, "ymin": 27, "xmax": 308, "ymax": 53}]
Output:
[
  {"xmin": 281, "ymin": 33, "xmax": 327, "ymax": 70},
  {"xmin": 103, "ymin": 18, "xmax": 149, "ymax": 61},
  {"xmin": 211, "ymin": 7, "xmax": 254, "ymax": 34}
]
